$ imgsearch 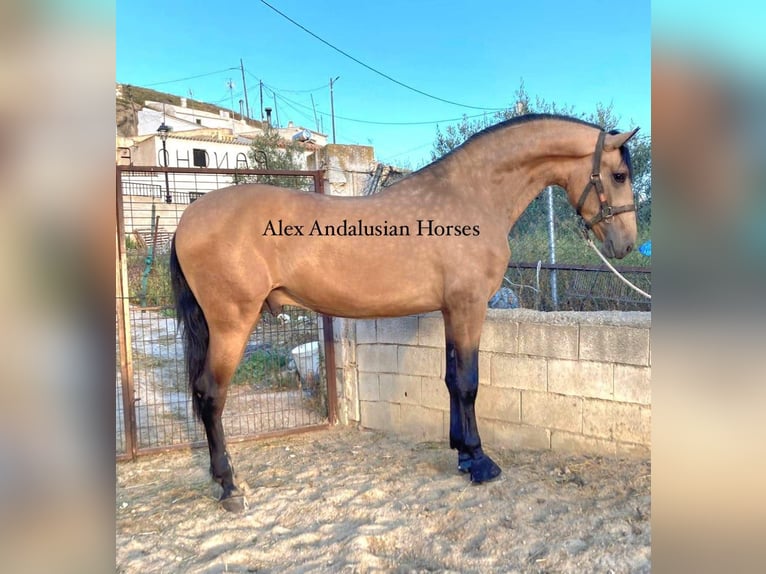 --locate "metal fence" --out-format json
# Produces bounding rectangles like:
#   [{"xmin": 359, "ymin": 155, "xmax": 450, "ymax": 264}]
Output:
[
  {"xmin": 505, "ymin": 262, "xmax": 651, "ymax": 312},
  {"xmin": 502, "ymin": 185, "xmax": 651, "ymax": 311},
  {"xmin": 116, "ymin": 166, "xmax": 336, "ymax": 460}
]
